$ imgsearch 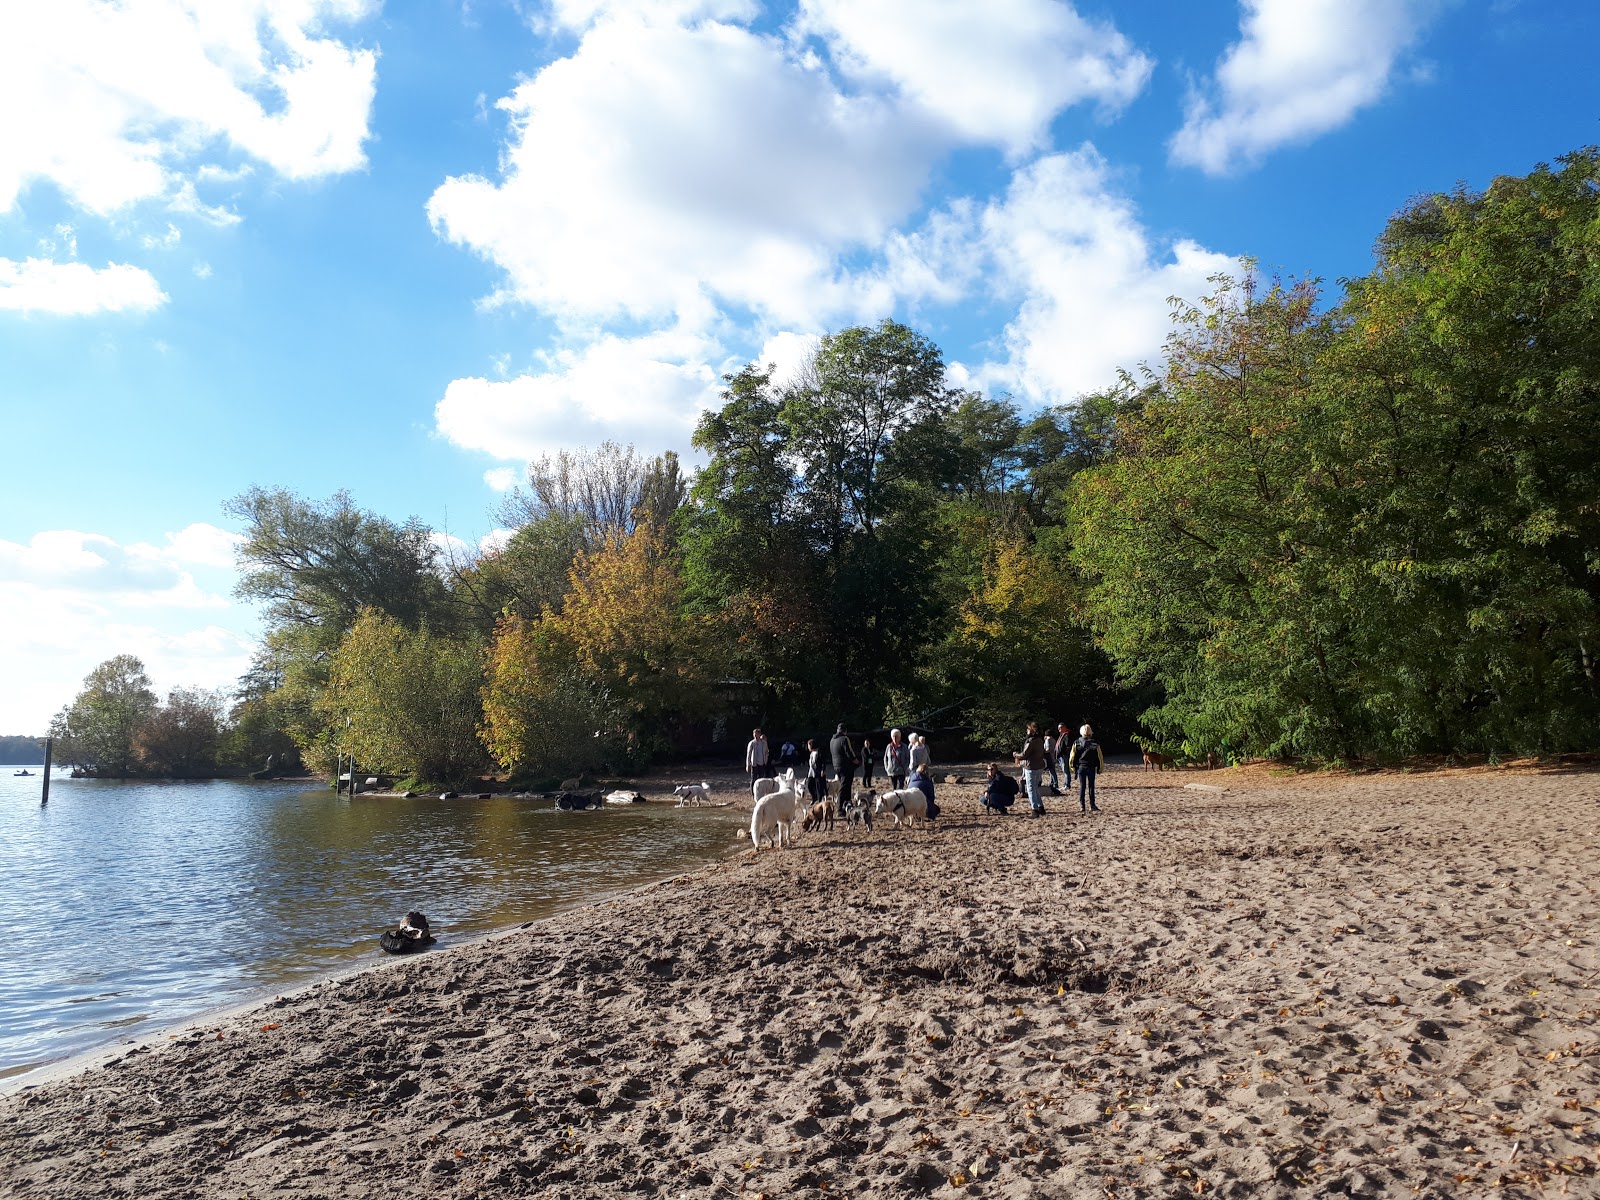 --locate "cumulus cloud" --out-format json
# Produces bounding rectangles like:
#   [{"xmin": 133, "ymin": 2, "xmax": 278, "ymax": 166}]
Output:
[
  {"xmin": 478, "ymin": 529, "xmax": 514, "ymax": 555},
  {"xmin": 1170, "ymin": 0, "xmax": 1439, "ymax": 174},
  {"xmin": 797, "ymin": 0, "xmax": 1152, "ymax": 155},
  {"xmin": 977, "ymin": 148, "xmax": 1236, "ymax": 401},
  {"xmin": 428, "ymin": 3, "xmax": 1168, "ymax": 459},
  {"xmin": 0, "ymin": 525, "xmax": 259, "ymax": 731},
  {"xmin": 163, "ymin": 523, "xmax": 246, "ymax": 569},
  {"xmin": 428, "ymin": 14, "xmax": 937, "ymax": 332},
  {"xmin": 437, "ymin": 330, "xmax": 721, "ymax": 463},
  {"xmin": 0, "ymin": 258, "xmax": 167, "ymax": 316},
  {"xmin": 0, "ymin": 0, "xmax": 378, "ymax": 218},
  {"xmin": 482, "ymin": 466, "xmax": 520, "ymax": 492}
]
